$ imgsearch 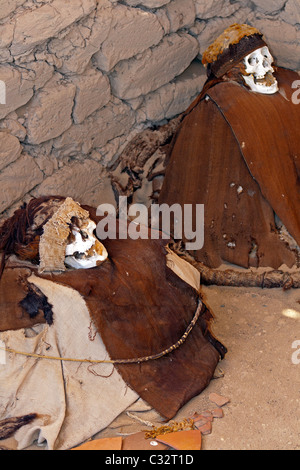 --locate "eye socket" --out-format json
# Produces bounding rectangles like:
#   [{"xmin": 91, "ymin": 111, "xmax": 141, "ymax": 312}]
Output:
[
  {"xmin": 263, "ymin": 54, "xmax": 272, "ymax": 63},
  {"xmin": 80, "ymin": 230, "xmax": 89, "ymax": 240},
  {"xmin": 262, "ymin": 47, "xmax": 272, "ymax": 60},
  {"xmin": 248, "ymin": 56, "xmax": 257, "ymax": 66}
]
